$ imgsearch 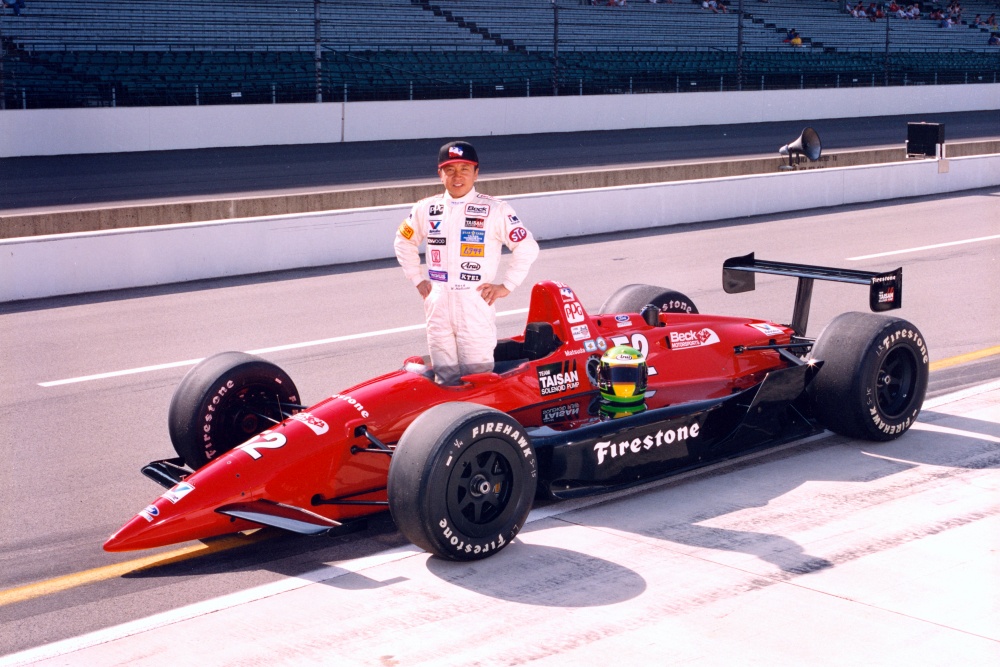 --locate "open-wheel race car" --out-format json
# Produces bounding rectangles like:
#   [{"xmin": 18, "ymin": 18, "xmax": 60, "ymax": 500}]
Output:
[{"xmin": 104, "ymin": 253, "xmax": 929, "ymax": 561}]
